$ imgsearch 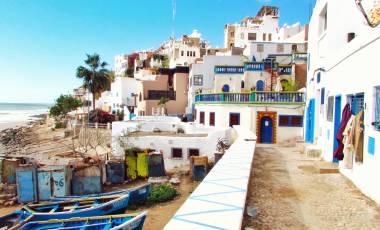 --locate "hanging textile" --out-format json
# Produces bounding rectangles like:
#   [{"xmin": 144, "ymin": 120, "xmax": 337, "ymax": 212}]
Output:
[
  {"xmin": 354, "ymin": 111, "xmax": 364, "ymax": 163},
  {"xmin": 333, "ymin": 103, "xmax": 352, "ymax": 160},
  {"xmin": 342, "ymin": 115, "xmax": 355, "ymax": 169}
]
